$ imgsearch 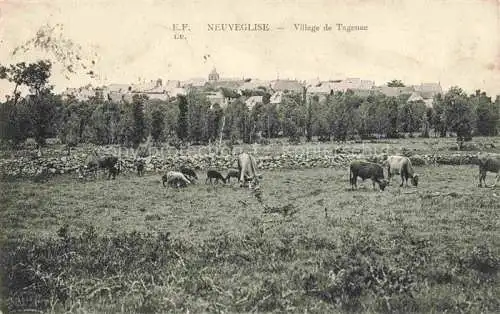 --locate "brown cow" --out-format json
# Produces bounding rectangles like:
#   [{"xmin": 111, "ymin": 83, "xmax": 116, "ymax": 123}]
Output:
[
  {"xmin": 350, "ymin": 160, "xmax": 388, "ymax": 191},
  {"xmin": 477, "ymin": 156, "xmax": 500, "ymax": 187}
]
